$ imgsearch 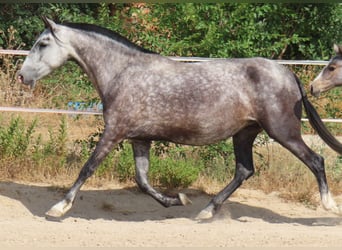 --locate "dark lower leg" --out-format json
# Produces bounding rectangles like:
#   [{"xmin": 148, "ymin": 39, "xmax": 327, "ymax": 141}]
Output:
[
  {"xmin": 132, "ymin": 140, "xmax": 191, "ymax": 207},
  {"xmin": 274, "ymin": 134, "xmax": 341, "ymax": 214},
  {"xmin": 46, "ymin": 130, "xmax": 120, "ymax": 217},
  {"xmin": 197, "ymin": 126, "xmax": 260, "ymax": 219}
]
